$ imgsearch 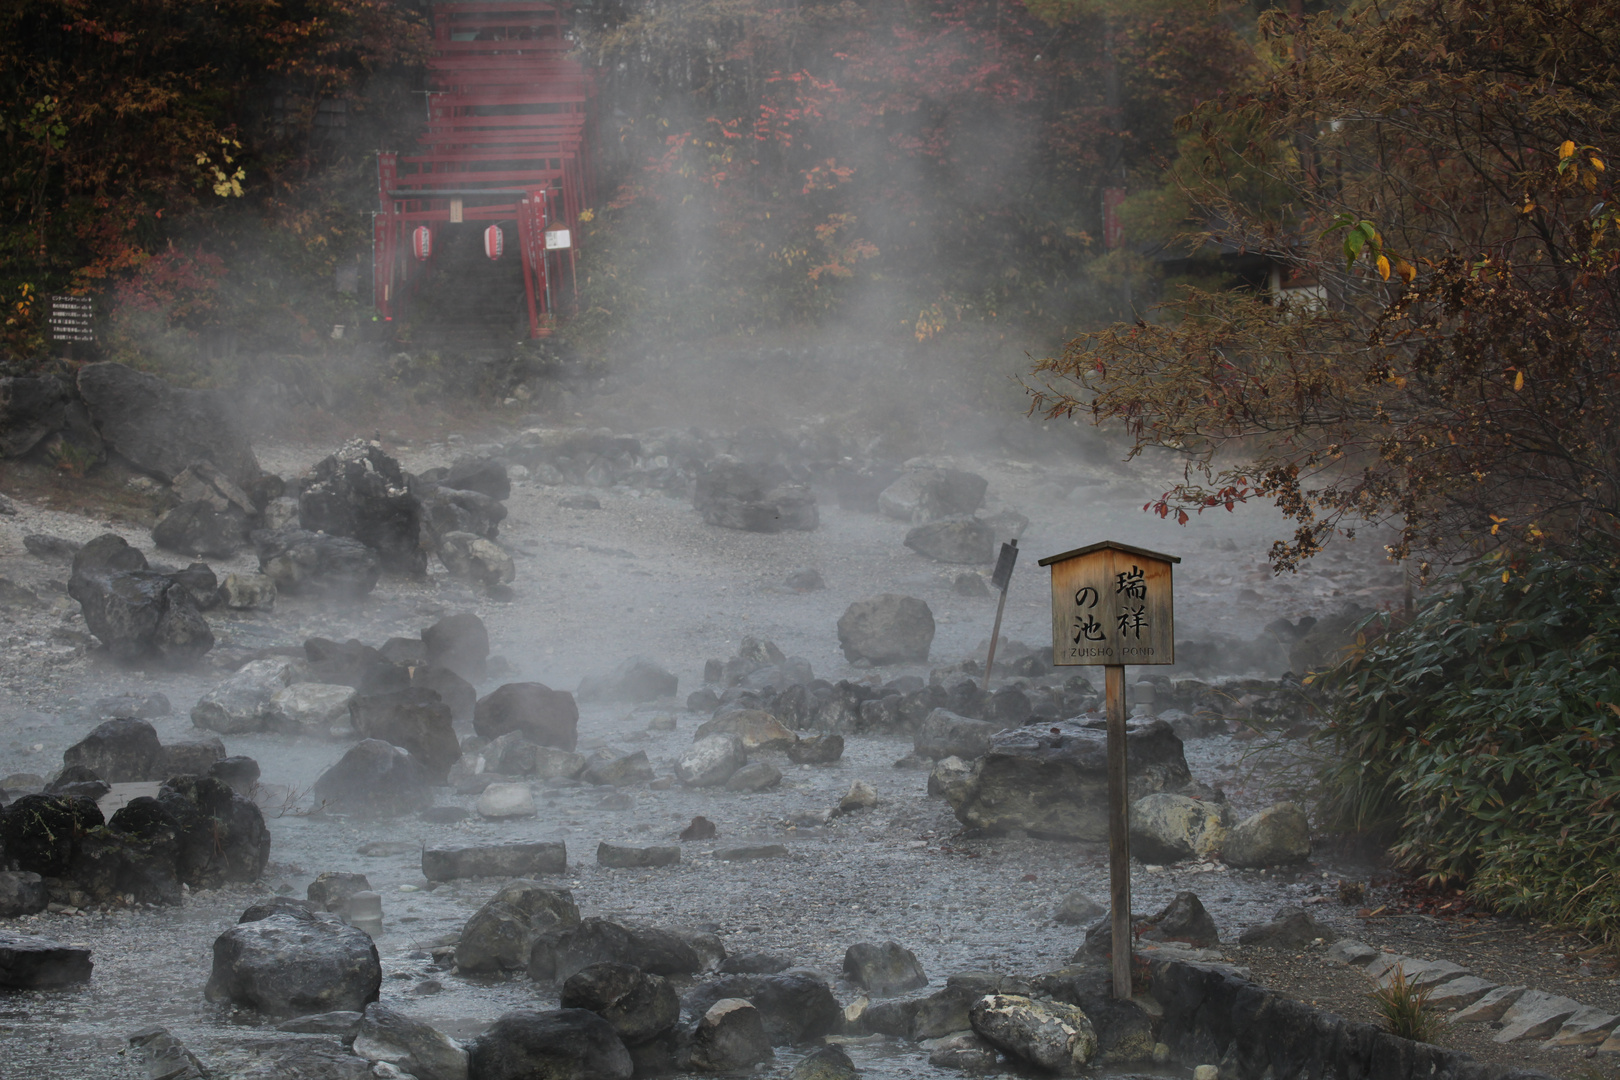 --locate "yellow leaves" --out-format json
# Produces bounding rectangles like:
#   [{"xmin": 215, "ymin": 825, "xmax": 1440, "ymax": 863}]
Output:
[
  {"xmin": 1376, "ymin": 254, "xmax": 1391, "ymax": 280},
  {"xmin": 1490, "ymin": 514, "xmax": 1507, "ymax": 536},
  {"xmin": 1513, "ymin": 370, "xmax": 1525, "ymax": 391},
  {"xmin": 578, "ymin": 208, "xmax": 595, "ymax": 223},
  {"xmin": 1591, "ymin": 156, "xmax": 1606, "ymax": 173},
  {"xmin": 1560, "ymin": 139, "xmax": 1577, "ymax": 160},
  {"xmin": 1503, "ymin": 570, "xmax": 1511, "ymax": 583},
  {"xmin": 1395, "ymin": 259, "xmax": 1416, "ymax": 284}
]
